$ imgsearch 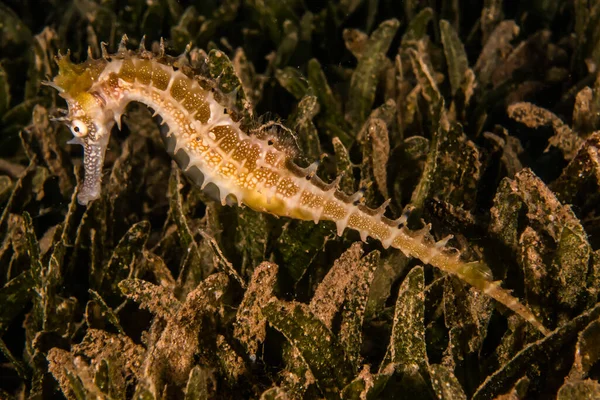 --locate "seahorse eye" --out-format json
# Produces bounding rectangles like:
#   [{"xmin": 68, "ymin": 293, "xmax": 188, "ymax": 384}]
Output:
[{"xmin": 71, "ymin": 119, "xmax": 89, "ymax": 137}]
